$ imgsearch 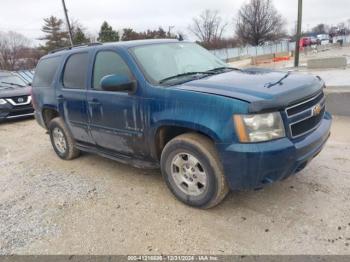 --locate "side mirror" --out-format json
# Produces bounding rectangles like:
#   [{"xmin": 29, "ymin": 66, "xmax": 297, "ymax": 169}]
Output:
[{"xmin": 100, "ymin": 74, "xmax": 136, "ymax": 93}]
